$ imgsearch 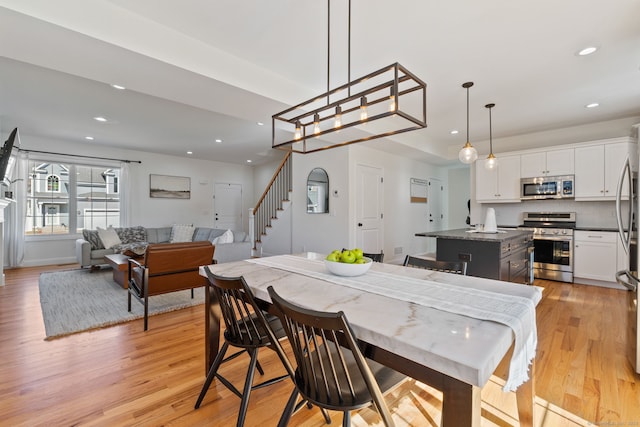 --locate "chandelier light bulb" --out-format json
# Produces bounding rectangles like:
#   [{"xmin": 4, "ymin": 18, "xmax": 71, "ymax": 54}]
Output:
[
  {"xmin": 334, "ymin": 106, "xmax": 342, "ymax": 128},
  {"xmin": 389, "ymin": 87, "xmax": 396, "ymax": 112},
  {"xmin": 360, "ymin": 97, "xmax": 368, "ymax": 121},
  {"xmin": 294, "ymin": 121, "xmax": 302, "ymax": 140},
  {"xmin": 313, "ymin": 114, "xmax": 321, "ymax": 135}
]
